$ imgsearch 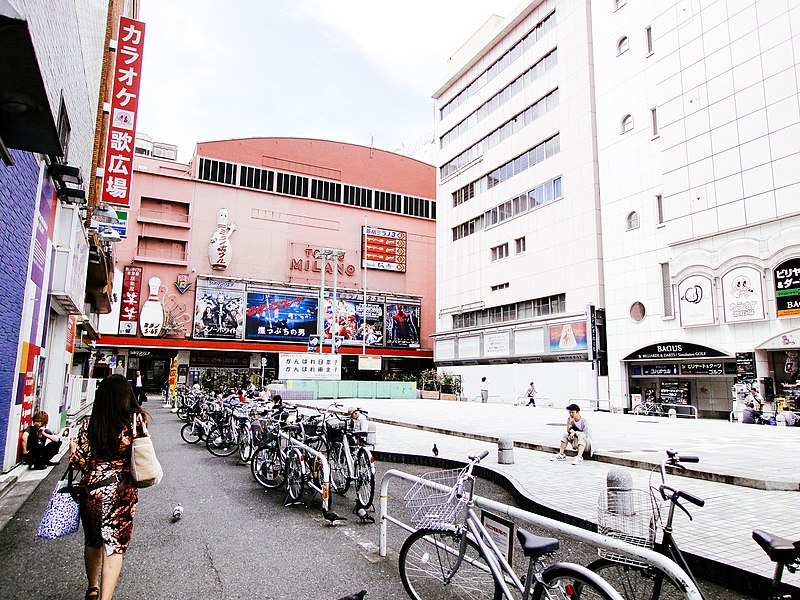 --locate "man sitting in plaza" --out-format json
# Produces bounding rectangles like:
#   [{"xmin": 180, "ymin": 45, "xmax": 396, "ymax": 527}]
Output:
[{"xmin": 551, "ymin": 403, "xmax": 595, "ymax": 465}]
